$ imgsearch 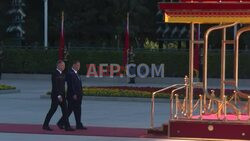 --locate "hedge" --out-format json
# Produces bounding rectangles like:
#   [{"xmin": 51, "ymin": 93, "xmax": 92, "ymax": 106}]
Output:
[
  {"xmin": 46, "ymin": 87, "xmax": 172, "ymax": 99},
  {"xmin": 47, "ymin": 86, "xmax": 250, "ymax": 99},
  {"xmin": 2, "ymin": 48, "xmax": 250, "ymax": 78}
]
